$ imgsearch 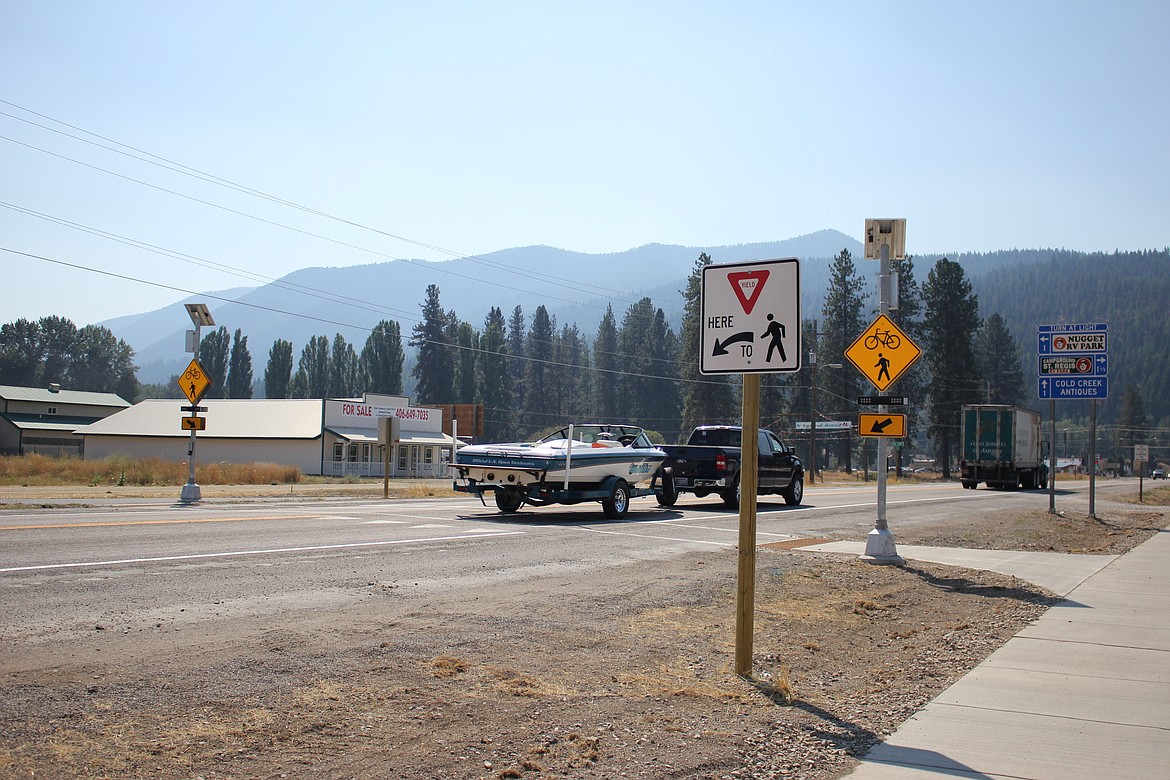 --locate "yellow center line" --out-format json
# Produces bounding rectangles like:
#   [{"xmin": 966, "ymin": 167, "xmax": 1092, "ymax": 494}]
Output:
[{"xmin": 0, "ymin": 515, "xmax": 324, "ymax": 531}]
